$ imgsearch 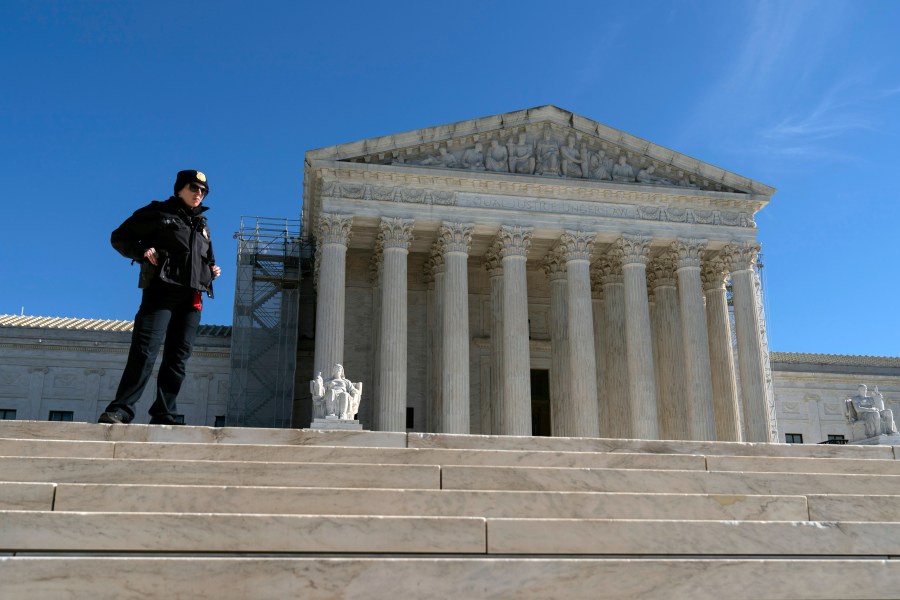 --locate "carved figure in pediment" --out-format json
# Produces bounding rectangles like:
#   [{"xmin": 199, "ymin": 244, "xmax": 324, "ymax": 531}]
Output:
[
  {"xmin": 588, "ymin": 149, "xmax": 613, "ymax": 180},
  {"xmin": 418, "ymin": 147, "xmax": 458, "ymax": 169},
  {"xmin": 461, "ymin": 142, "xmax": 486, "ymax": 170},
  {"xmin": 560, "ymin": 135, "xmax": 584, "ymax": 178},
  {"xmin": 535, "ymin": 129, "xmax": 561, "ymax": 176},
  {"xmin": 637, "ymin": 164, "xmax": 674, "ymax": 185},
  {"xmin": 485, "ymin": 139, "xmax": 509, "ymax": 172},
  {"xmin": 507, "ymin": 133, "xmax": 535, "ymax": 174},
  {"xmin": 612, "ymin": 155, "xmax": 636, "ymax": 182},
  {"xmin": 678, "ymin": 175, "xmax": 698, "ymax": 188}
]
